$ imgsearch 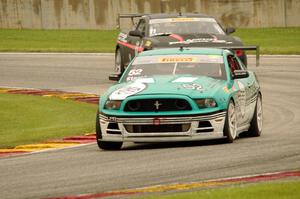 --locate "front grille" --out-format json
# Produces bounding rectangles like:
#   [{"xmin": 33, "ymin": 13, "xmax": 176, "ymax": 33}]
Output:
[
  {"xmin": 124, "ymin": 124, "xmax": 191, "ymax": 133},
  {"xmin": 124, "ymin": 99, "xmax": 192, "ymax": 112}
]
